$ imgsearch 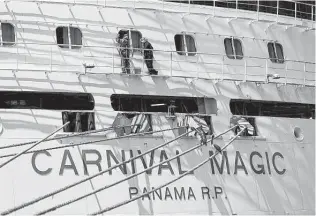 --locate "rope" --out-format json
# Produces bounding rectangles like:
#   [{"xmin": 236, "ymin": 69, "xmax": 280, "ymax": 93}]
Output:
[
  {"xmin": 90, "ymin": 128, "xmax": 246, "ymax": 215},
  {"xmin": 0, "ymin": 124, "xmax": 141, "ymax": 150},
  {"xmin": 1, "ymin": 126, "xmax": 191, "ymax": 215},
  {"xmin": 0, "ymin": 126, "xmax": 188, "ymax": 159},
  {"xmin": 0, "ymin": 122, "xmax": 70, "ymax": 169},
  {"xmin": 37, "ymin": 138, "xmax": 203, "ymax": 215},
  {"xmin": 34, "ymin": 126, "xmax": 237, "ymax": 215}
]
